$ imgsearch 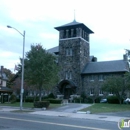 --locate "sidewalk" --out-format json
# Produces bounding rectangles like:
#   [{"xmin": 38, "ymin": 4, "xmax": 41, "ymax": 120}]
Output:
[
  {"xmin": 0, "ymin": 104, "xmax": 129, "ymax": 122},
  {"xmin": 30, "ymin": 110, "xmax": 127, "ymax": 122}
]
